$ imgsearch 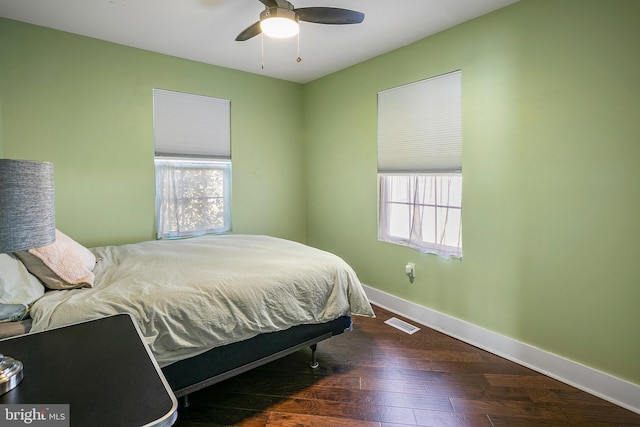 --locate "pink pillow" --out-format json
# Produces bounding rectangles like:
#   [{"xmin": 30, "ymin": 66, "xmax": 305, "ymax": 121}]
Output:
[{"xmin": 15, "ymin": 230, "xmax": 95, "ymax": 290}]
